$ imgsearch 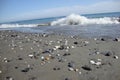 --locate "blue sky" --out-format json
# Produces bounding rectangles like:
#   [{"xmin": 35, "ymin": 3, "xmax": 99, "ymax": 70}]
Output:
[{"xmin": 0, "ymin": 0, "xmax": 120, "ymax": 23}]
